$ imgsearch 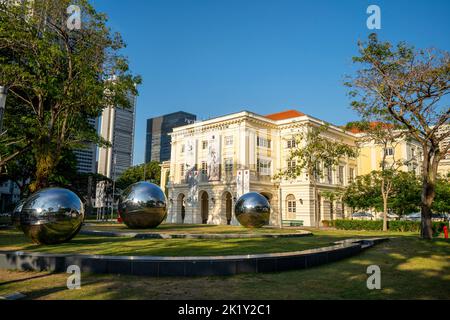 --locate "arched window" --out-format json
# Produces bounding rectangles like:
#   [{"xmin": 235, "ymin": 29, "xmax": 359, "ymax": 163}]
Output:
[{"xmin": 286, "ymin": 194, "xmax": 296, "ymax": 214}]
